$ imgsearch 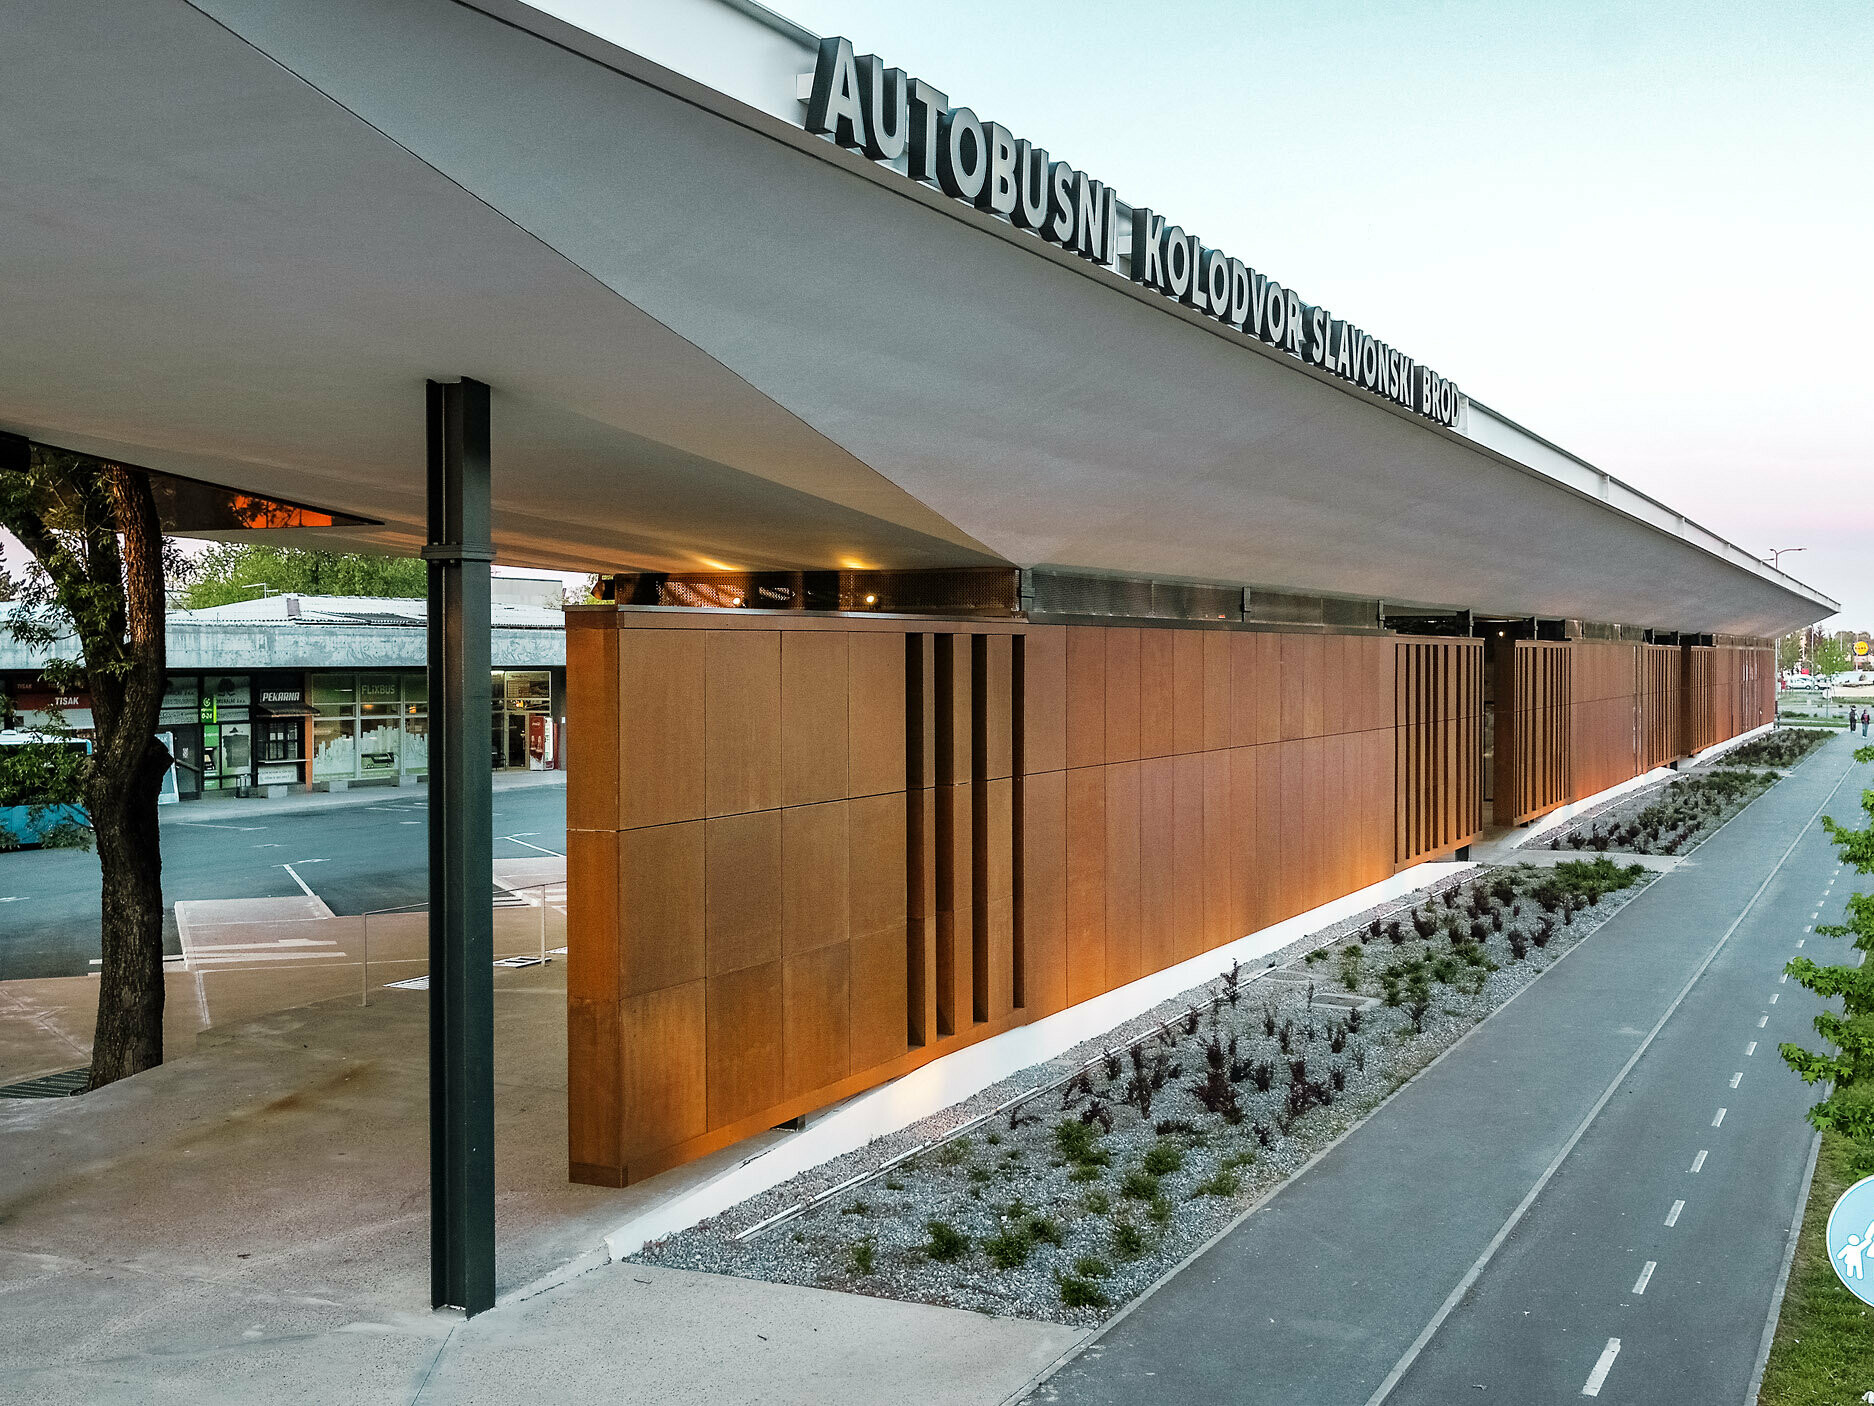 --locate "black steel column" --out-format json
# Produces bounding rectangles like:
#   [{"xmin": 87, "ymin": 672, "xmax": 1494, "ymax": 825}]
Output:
[{"xmin": 424, "ymin": 378, "xmax": 495, "ymax": 1314}]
